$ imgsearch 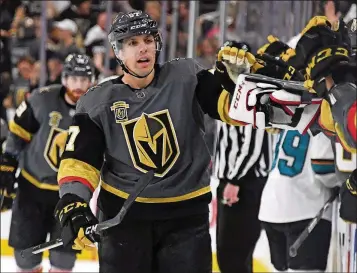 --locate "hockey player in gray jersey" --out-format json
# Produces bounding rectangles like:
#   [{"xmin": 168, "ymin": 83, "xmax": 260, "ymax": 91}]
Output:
[
  {"xmin": 52, "ymin": 10, "xmax": 259, "ymax": 273},
  {"xmin": 0, "ymin": 53, "xmax": 95, "ymax": 272}
]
